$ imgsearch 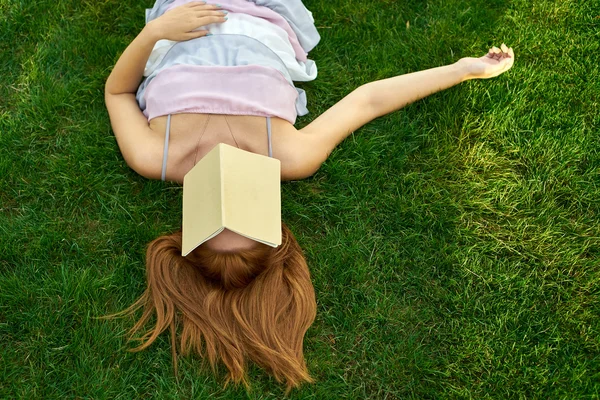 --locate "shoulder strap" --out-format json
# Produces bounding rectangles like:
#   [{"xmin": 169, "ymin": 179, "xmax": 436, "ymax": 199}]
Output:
[
  {"xmin": 161, "ymin": 114, "xmax": 171, "ymax": 181},
  {"xmin": 267, "ymin": 116, "xmax": 273, "ymax": 158}
]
